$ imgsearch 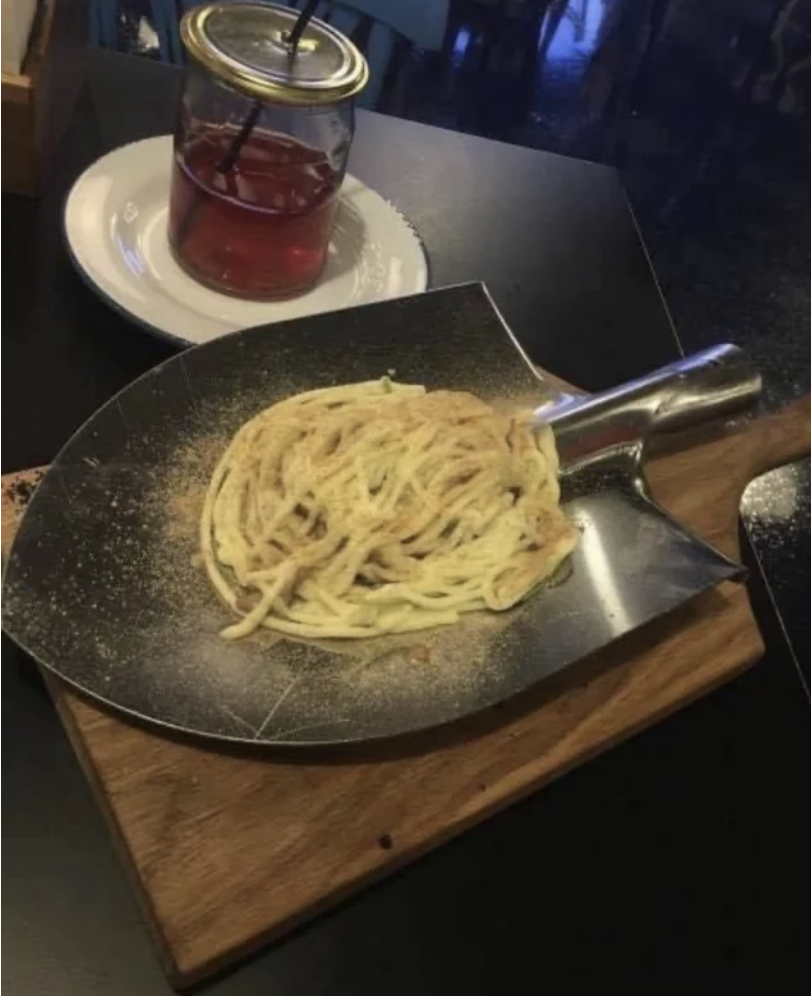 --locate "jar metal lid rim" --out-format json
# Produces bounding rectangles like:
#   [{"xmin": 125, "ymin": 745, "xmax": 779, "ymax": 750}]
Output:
[{"xmin": 180, "ymin": 1, "xmax": 369, "ymax": 106}]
